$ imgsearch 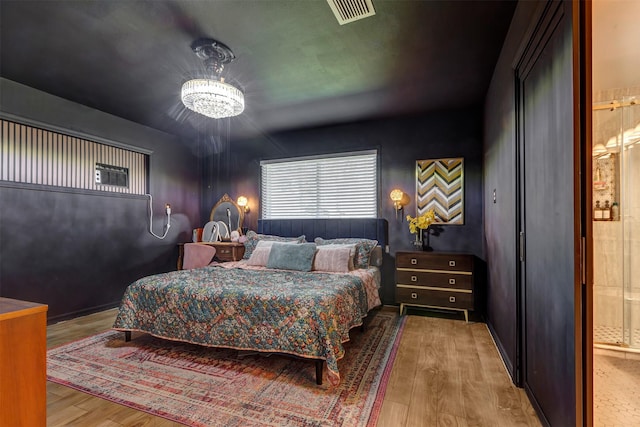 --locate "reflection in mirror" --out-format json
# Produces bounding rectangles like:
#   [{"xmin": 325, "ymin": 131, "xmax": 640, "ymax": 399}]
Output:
[{"xmin": 210, "ymin": 194, "xmax": 244, "ymax": 234}]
